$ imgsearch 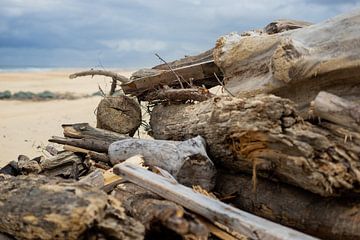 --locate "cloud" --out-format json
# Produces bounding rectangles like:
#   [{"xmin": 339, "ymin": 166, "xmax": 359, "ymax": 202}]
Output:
[{"xmin": 0, "ymin": 0, "xmax": 358, "ymax": 68}]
